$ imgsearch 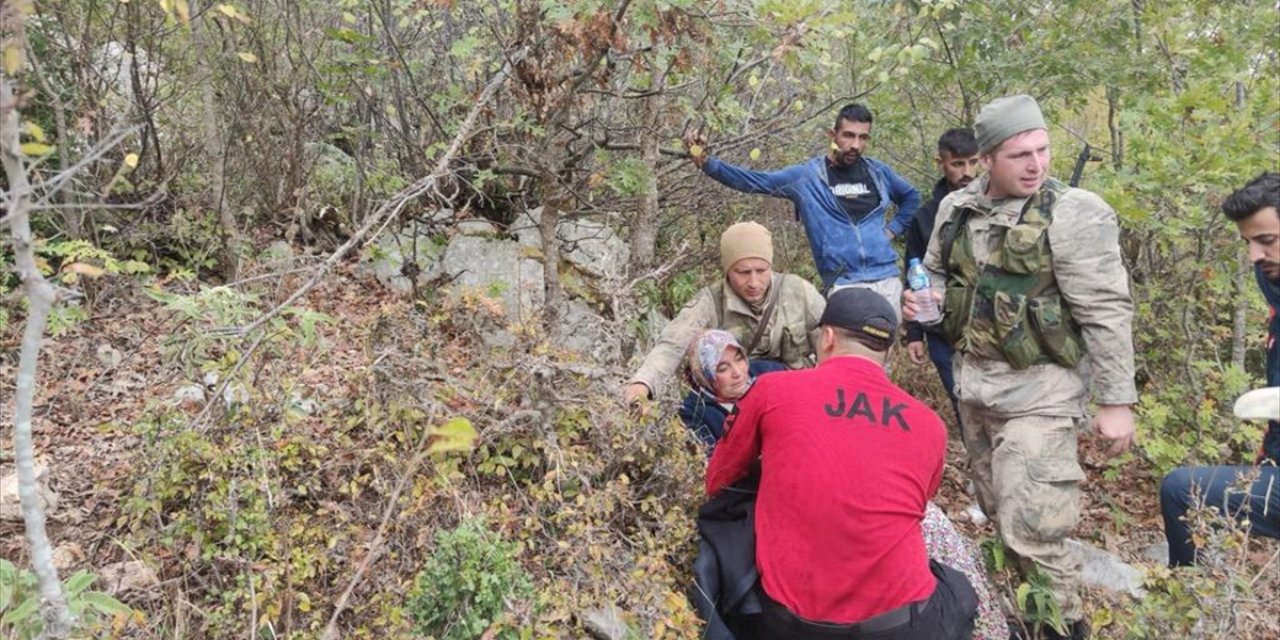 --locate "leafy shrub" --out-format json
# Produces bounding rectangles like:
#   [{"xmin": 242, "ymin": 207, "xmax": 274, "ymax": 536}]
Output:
[
  {"xmin": 0, "ymin": 560, "xmax": 134, "ymax": 639},
  {"xmin": 406, "ymin": 518, "xmax": 533, "ymax": 640}
]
